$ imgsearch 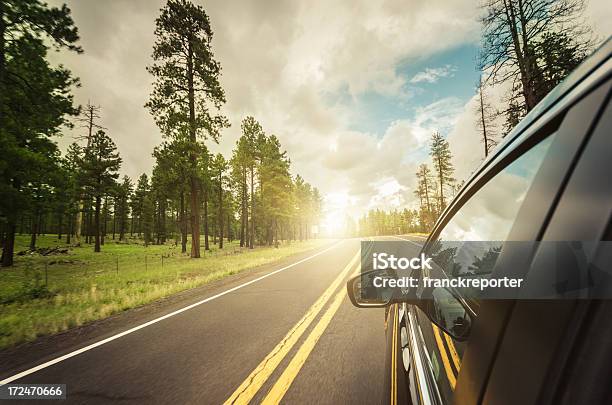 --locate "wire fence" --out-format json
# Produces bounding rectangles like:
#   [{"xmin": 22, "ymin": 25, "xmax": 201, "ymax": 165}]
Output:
[{"xmin": 0, "ymin": 243, "xmax": 259, "ymax": 305}]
